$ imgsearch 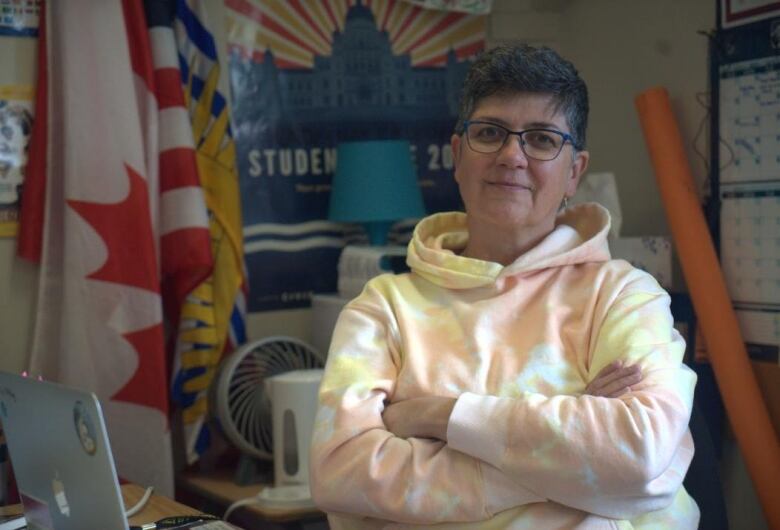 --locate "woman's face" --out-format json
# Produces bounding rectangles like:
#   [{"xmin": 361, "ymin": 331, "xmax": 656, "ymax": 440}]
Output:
[{"xmin": 451, "ymin": 92, "xmax": 589, "ymax": 233}]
